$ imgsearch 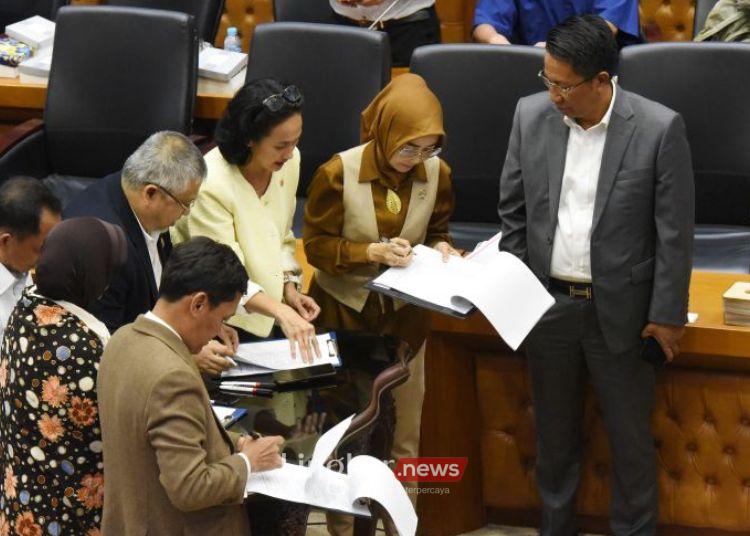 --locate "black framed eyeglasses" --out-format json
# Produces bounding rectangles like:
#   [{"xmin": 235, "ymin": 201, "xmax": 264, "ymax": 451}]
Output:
[
  {"xmin": 146, "ymin": 182, "xmax": 194, "ymax": 213},
  {"xmin": 262, "ymin": 85, "xmax": 303, "ymax": 113},
  {"xmin": 537, "ymin": 70, "xmax": 593, "ymax": 96}
]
